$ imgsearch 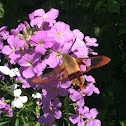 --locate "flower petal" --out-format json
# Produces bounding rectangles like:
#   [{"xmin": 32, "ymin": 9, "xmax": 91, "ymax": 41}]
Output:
[
  {"xmin": 90, "ymin": 108, "xmax": 98, "ymax": 118},
  {"xmin": 19, "ymin": 96, "xmax": 28, "ymax": 103},
  {"xmin": 69, "ymin": 114, "xmax": 79, "ymax": 124},
  {"xmin": 78, "ymin": 117, "xmax": 85, "ymax": 126},
  {"xmin": 2, "ymin": 45, "xmax": 13, "ymax": 55},
  {"xmin": 54, "ymin": 109, "xmax": 62, "ymax": 119},
  {"xmin": 13, "ymin": 89, "xmax": 21, "ymax": 97}
]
